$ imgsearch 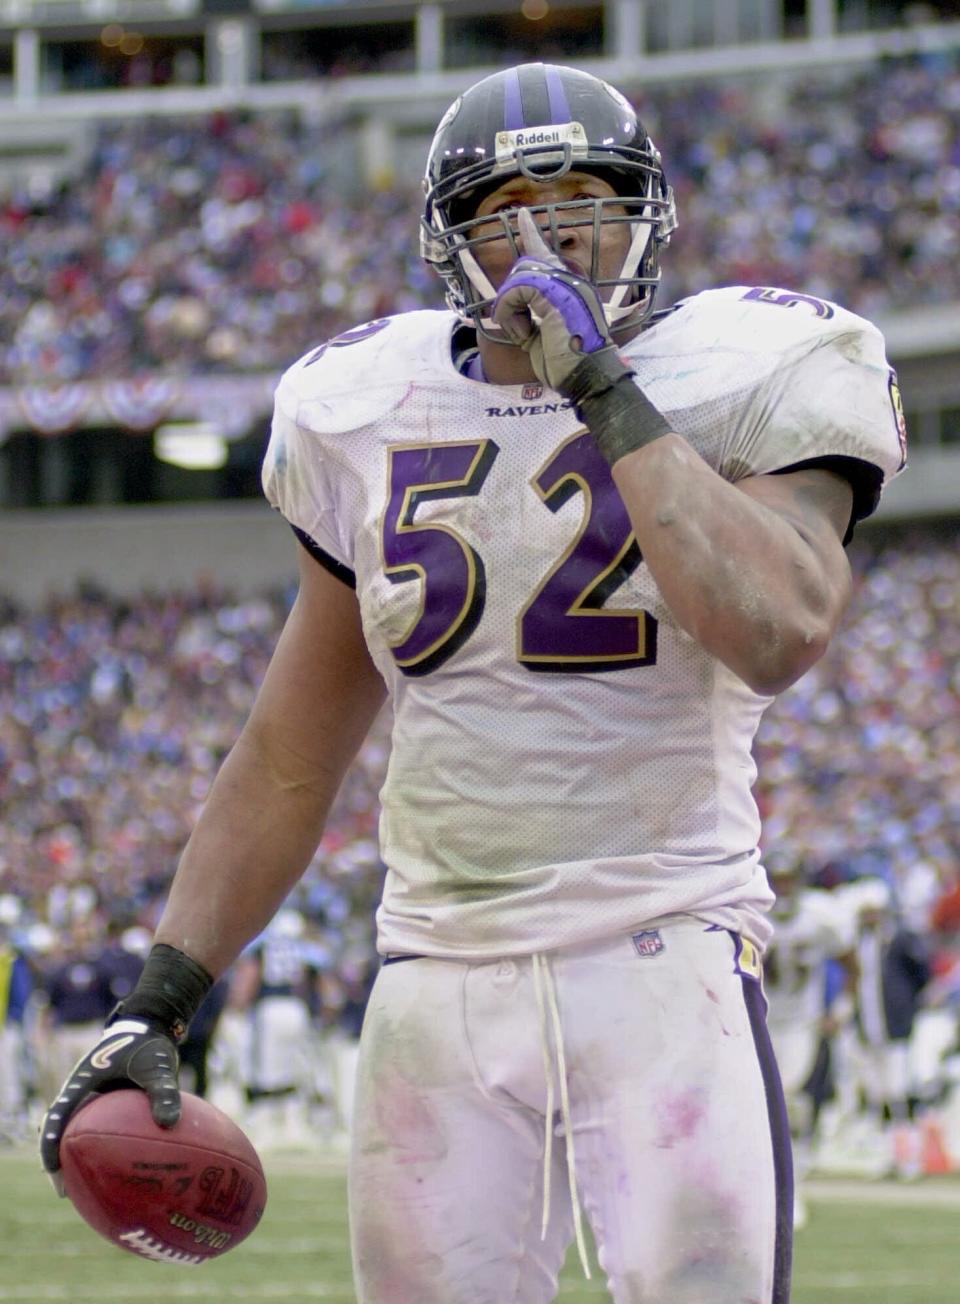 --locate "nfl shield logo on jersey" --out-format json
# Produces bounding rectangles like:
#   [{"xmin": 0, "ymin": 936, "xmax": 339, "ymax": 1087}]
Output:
[{"xmin": 631, "ymin": 929, "xmax": 665, "ymax": 958}]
